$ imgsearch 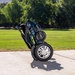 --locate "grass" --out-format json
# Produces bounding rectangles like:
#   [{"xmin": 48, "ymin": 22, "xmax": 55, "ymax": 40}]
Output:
[{"xmin": 0, "ymin": 29, "xmax": 75, "ymax": 51}]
